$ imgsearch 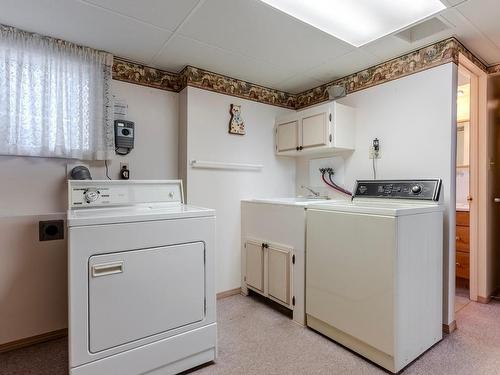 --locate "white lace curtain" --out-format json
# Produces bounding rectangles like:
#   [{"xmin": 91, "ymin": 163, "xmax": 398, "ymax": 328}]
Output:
[{"xmin": 0, "ymin": 25, "xmax": 114, "ymax": 160}]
